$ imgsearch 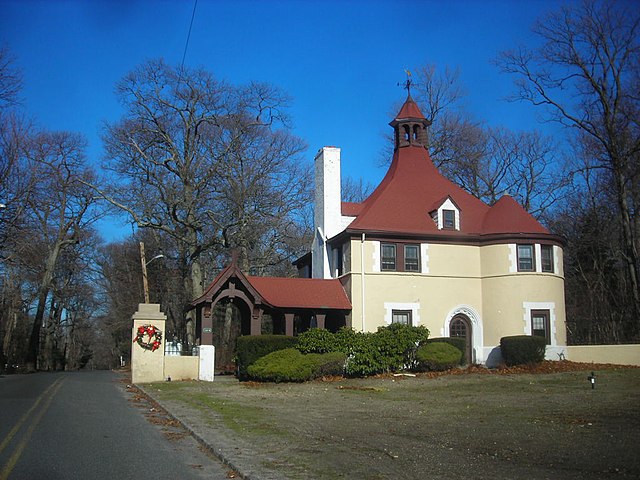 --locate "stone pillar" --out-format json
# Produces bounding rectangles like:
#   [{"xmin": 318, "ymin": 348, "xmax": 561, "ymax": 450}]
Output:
[{"xmin": 131, "ymin": 304, "xmax": 167, "ymax": 384}]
